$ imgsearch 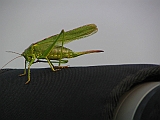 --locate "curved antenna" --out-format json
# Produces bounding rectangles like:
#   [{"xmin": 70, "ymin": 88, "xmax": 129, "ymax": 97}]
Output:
[
  {"xmin": 6, "ymin": 51, "xmax": 21, "ymax": 56},
  {"xmin": 1, "ymin": 55, "xmax": 22, "ymax": 69}
]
